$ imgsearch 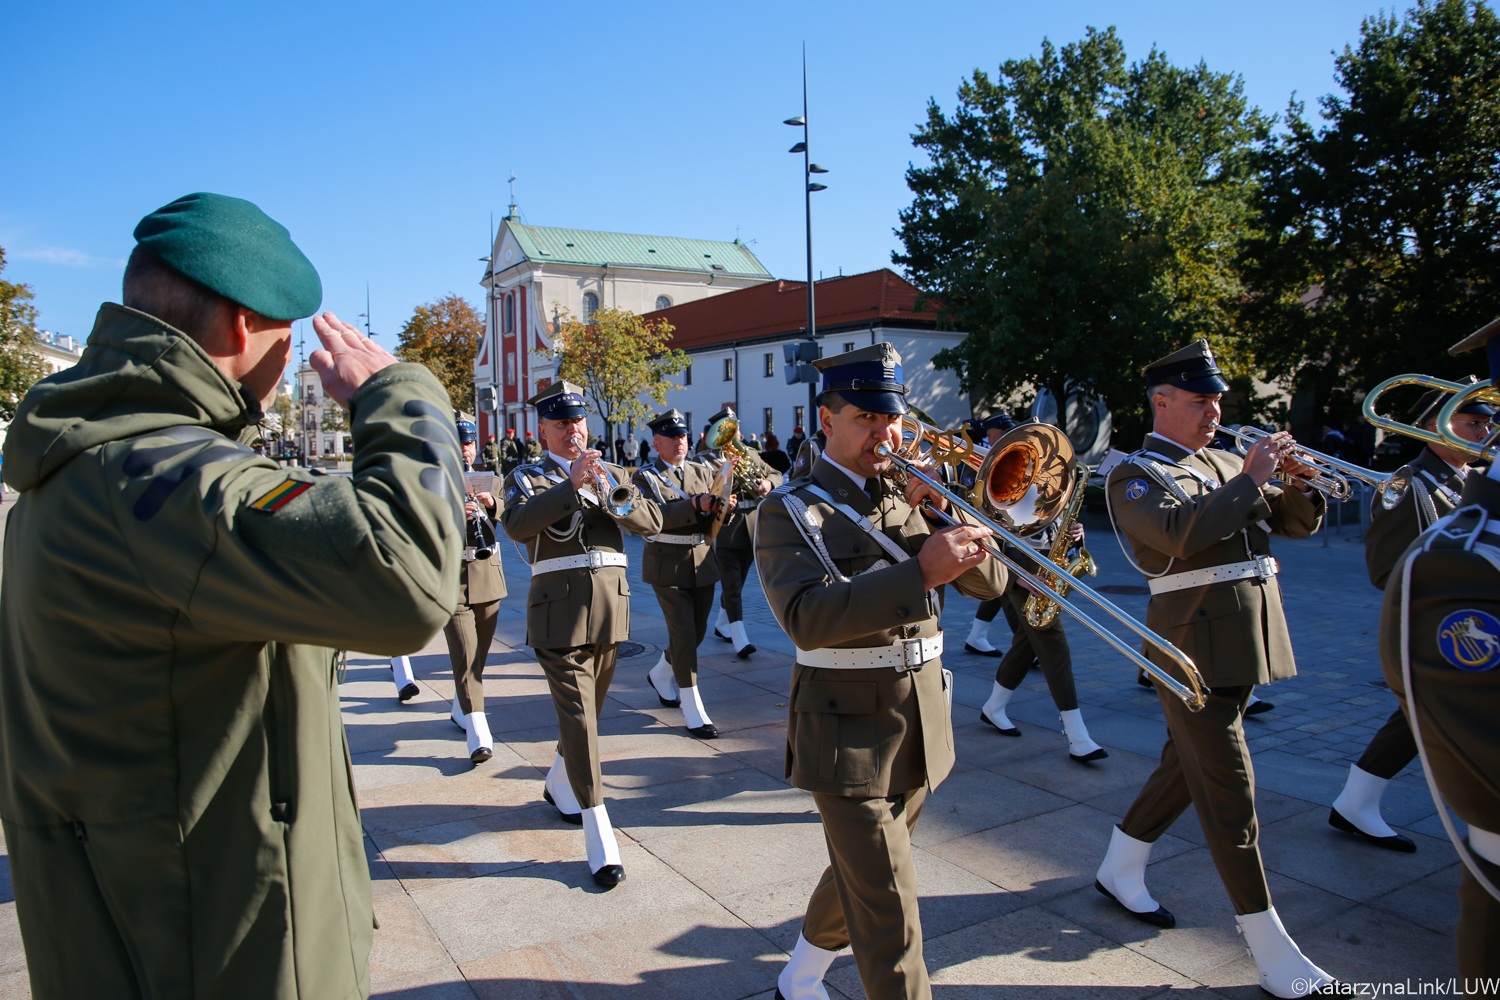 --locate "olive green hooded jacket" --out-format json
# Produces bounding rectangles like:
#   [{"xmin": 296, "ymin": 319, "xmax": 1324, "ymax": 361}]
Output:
[{"xmin": 0, "ymin": 304, "xmax": 462, "ymax": 999}]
